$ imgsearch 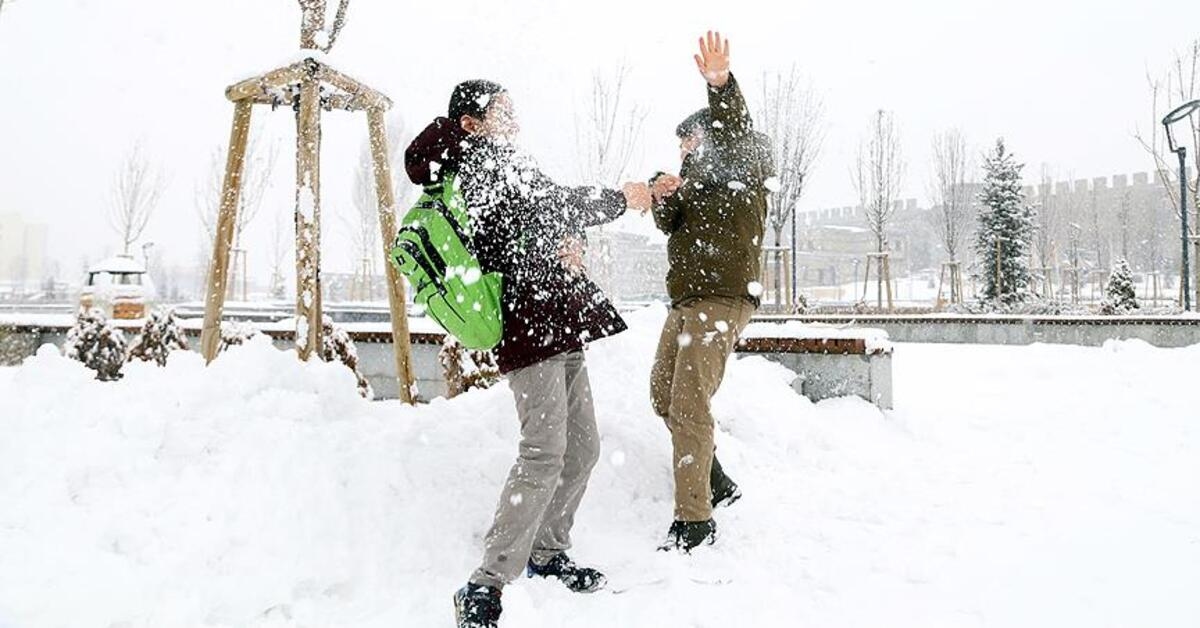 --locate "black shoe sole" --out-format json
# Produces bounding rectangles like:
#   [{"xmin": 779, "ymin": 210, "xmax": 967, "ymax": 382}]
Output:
[{"xmin": 712, "ymin": 486, "xmax": 742, "ymax": 509}]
